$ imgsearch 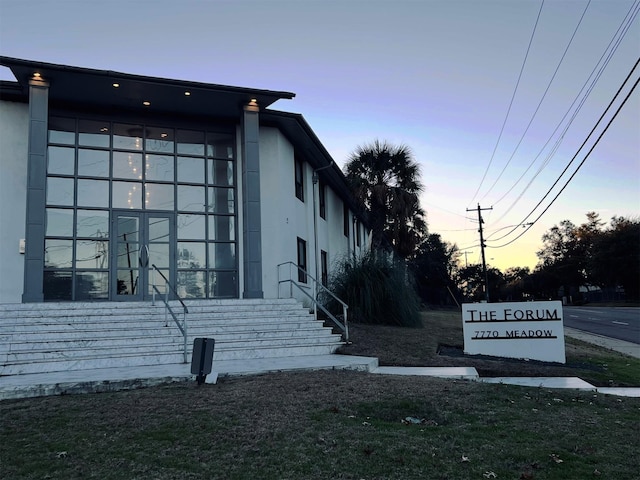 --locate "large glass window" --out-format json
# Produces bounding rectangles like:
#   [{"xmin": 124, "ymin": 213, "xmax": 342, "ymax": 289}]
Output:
[
  {"xmin": 146, "ymin": 126, "xmax": 174, "ymax": 153},
  {"xmin": 177, "ymin": 129, "xmax": 205, "ymax": 156},
  {"xmin": 78, "ymin": 149, "xmax": 109, "ymax": 177},
  {"xmin": 48, "ymin": 146, "xmax": 75, "ymax": 175},
  {"xmin": 45, "ymin": 115, "xmax": 237, "ymax": 300},
  {"xmin": 79, "ymin": 119, "xmax": 110, "ymax": 148}
]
